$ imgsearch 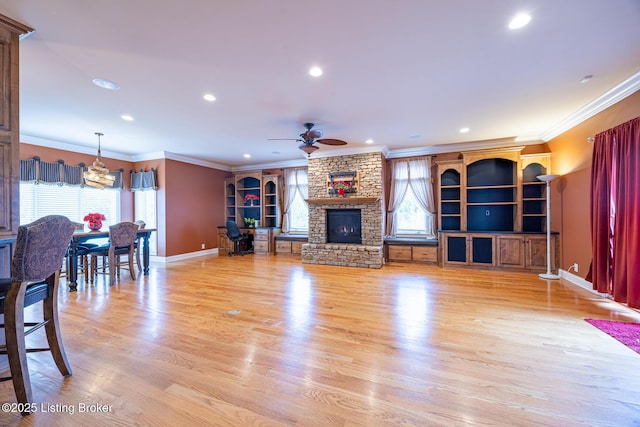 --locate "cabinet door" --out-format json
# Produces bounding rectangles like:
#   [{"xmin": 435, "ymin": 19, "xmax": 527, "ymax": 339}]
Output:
[
  {"xmin": 217, "ymin": 229, "xmax": 231, "ymax": 256},
  {"xmin": 291, "ymin": 241, "xmax": 304, "ymax": 255},
  {"xmin": 442, "ymin": 233, "xmax": 469, "ymax": 266},
  {"xmin": 469, "ymin": 234, "xmax": 495, "ymax": 266},
  {"xmin": 525, "ymin": 235, "xmax": 555, "ymax": 271},
  {"xmin": 497, "ymin": 235, "xmax": 525, "ymax": 269}
]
